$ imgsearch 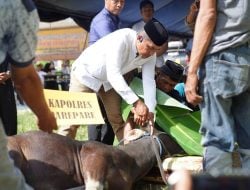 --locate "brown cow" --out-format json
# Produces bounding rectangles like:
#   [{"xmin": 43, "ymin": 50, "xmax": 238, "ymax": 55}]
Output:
[{"xmin": 7, "ymin": 130, "xmax": 183, "ymax": 190}]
